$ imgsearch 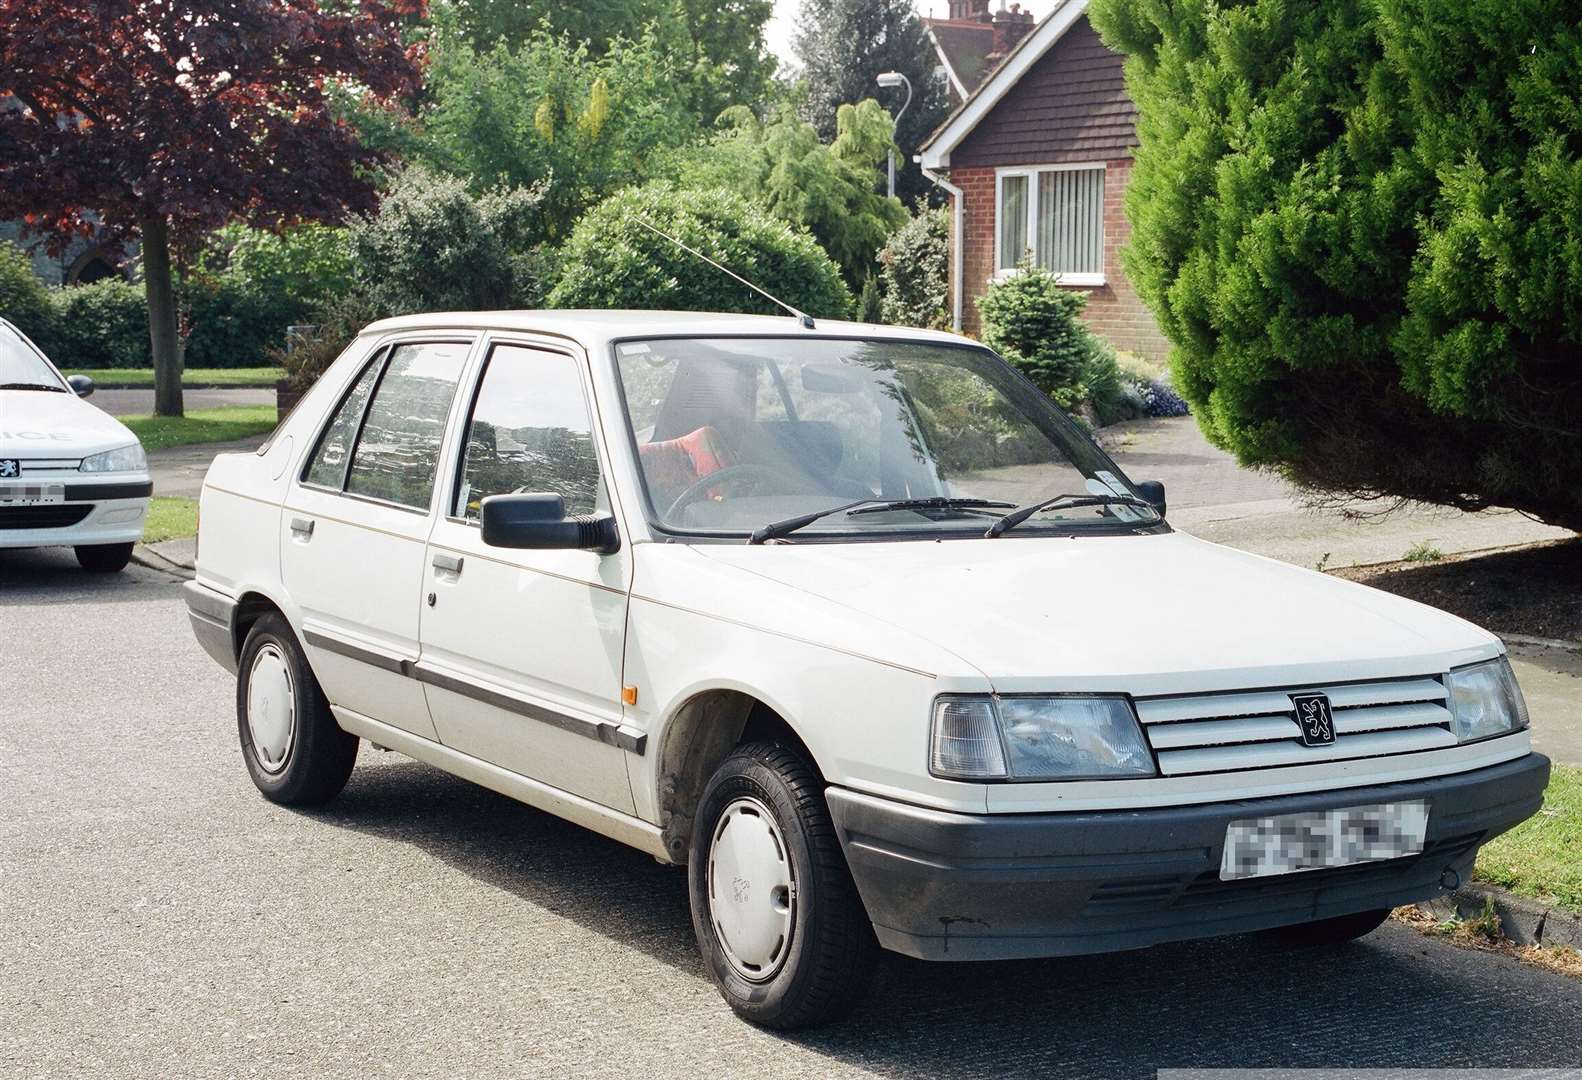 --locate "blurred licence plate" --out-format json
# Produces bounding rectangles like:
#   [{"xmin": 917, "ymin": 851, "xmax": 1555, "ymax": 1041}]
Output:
[
  {"xmin": 0, "ymin": 482, "xmax": 64, "ymax": 505},
  {"xmin": 1220, "ymin": 800, "xmax": 1429, "ymax": 881}
]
